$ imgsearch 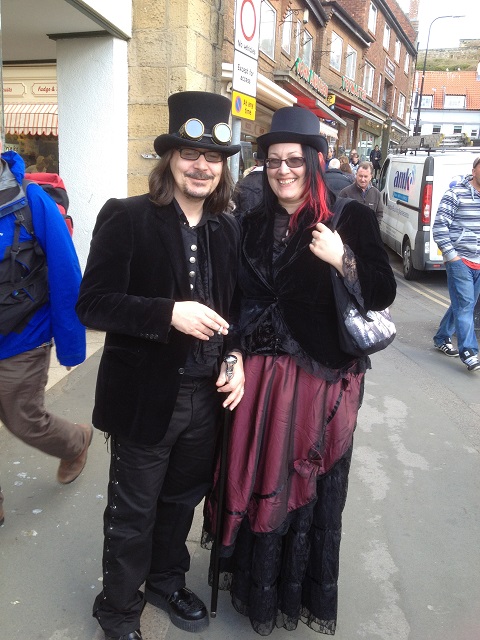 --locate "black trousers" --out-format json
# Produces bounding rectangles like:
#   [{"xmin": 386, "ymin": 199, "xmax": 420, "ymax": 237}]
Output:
[{"xmin": 93, "ymin": 376, "xmax": 221, "ymax": 637}]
